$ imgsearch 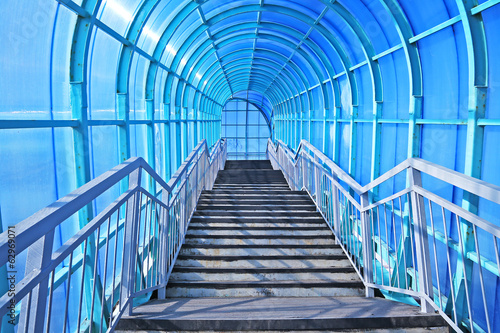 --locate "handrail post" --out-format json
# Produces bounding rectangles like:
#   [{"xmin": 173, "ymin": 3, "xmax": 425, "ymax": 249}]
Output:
[
  {"xmin": 360, "ymin": 193, "xmax": 374, "ymax": 297},
  {"xmin": 18, "ymin": 230, "xmax": 55, "ymax": 332},
  {"xmin": 158, "ymin": 188, "xmax": 170, "ymax": 300},
  {"xmin": 314, "ymin": 155, "xmax": 321, "ymax": 203},
  {"xmin": 302, "ymin": 153, "xmax": 307, "ymax": 190},
  {"xmin": 121, "ymin": 168, "xmax": 142, "ymax": 316},
  {"xmin": 331, "ymin": 177, "xmax": 341, "ymax": 244},
  {"xmin": 410, "ymin": 168, "xmax": 434, "ymax": 313}
]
